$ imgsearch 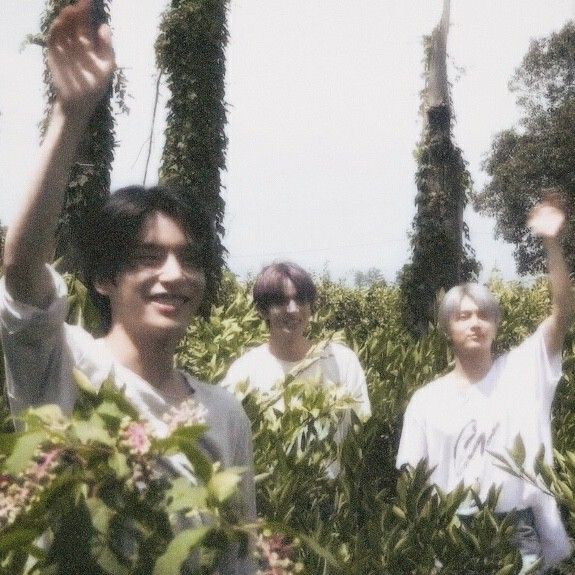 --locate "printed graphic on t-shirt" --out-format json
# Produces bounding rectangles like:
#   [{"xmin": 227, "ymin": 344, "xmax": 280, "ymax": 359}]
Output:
[{"xmin": 453, "ymin": 418, "xmax": 500, "ymax": 477}]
